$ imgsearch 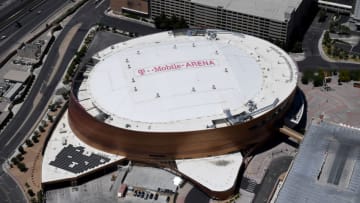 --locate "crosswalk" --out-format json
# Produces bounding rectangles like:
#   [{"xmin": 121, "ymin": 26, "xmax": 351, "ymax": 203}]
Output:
[{"xmin": 240, "ymin": 177, "xmax": 258, "ymax": 193}]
